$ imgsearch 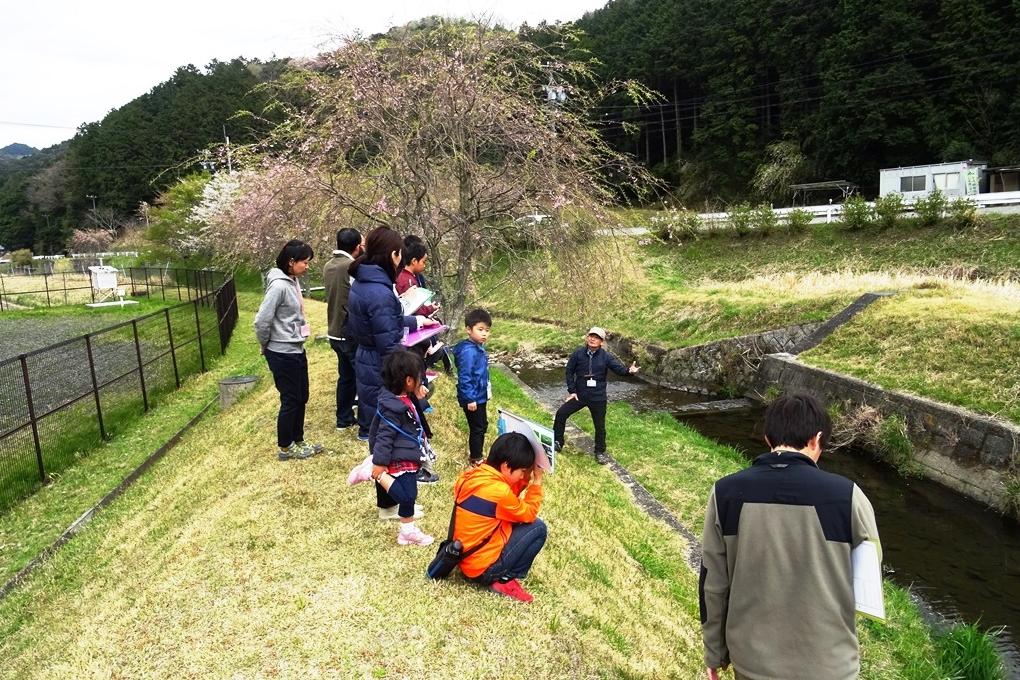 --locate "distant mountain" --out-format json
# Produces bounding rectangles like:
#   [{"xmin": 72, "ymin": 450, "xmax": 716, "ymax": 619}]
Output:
[{"xmin": 0, "ymin": 143, "xmax": 37, "ymax": 159}]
